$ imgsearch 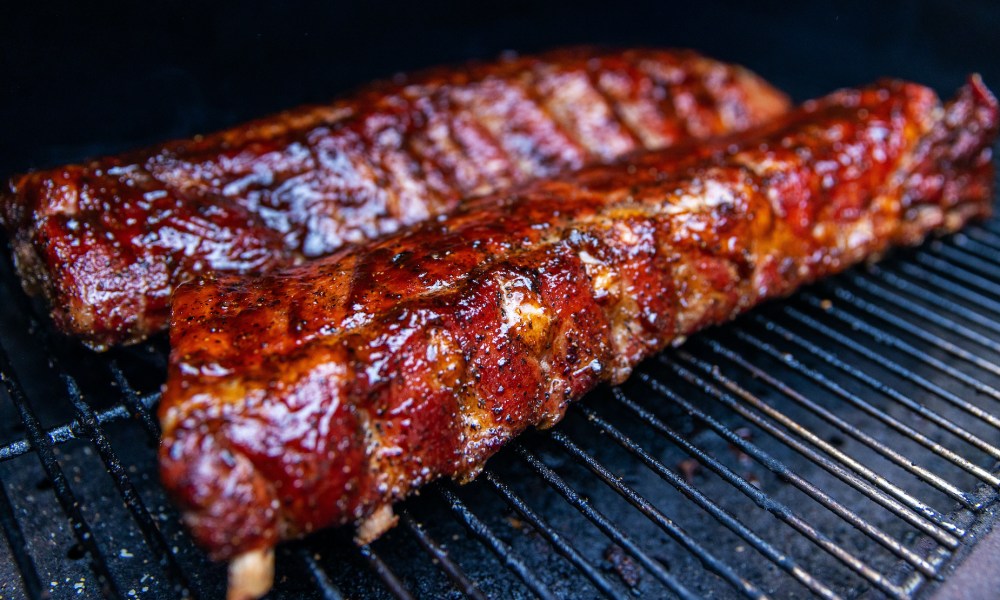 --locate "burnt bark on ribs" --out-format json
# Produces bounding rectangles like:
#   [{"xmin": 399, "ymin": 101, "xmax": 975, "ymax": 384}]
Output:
[
  {"xmin": 0, "ymin": 47, "xmax": 789, "ymax": 349},
  {"xmin": 159, "ymin": 77, "xmax": 998, "ymax": 598}
]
